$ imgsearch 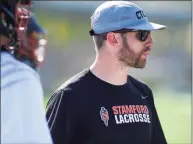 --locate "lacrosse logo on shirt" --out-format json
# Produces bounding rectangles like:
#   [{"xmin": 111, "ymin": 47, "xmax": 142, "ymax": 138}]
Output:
[{"xmin": 100, "ymin": 107, "xmax": 109, "ymax": 127}]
